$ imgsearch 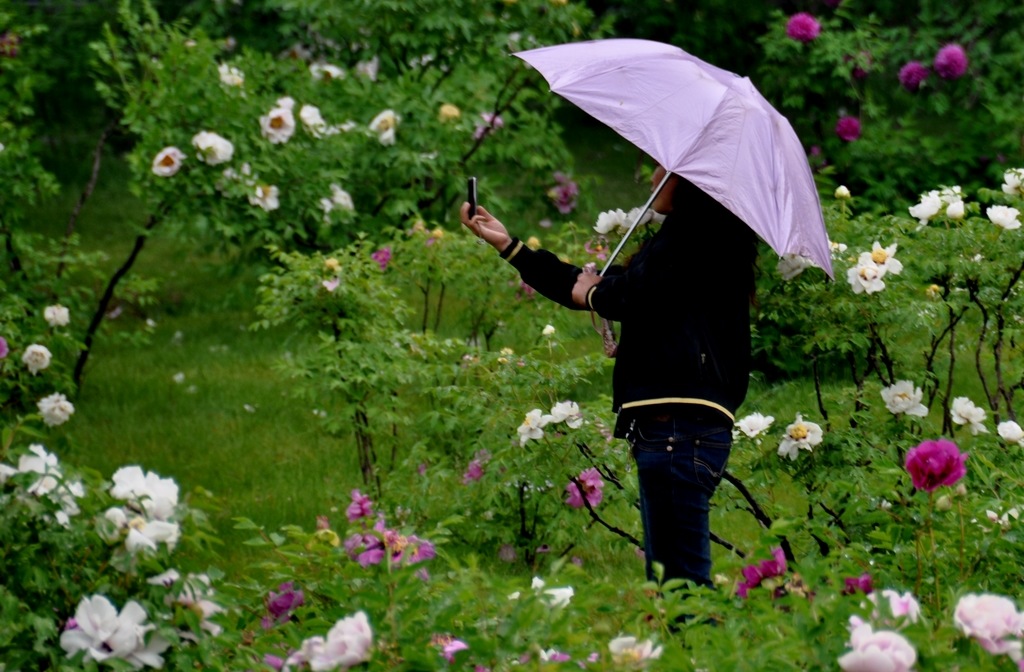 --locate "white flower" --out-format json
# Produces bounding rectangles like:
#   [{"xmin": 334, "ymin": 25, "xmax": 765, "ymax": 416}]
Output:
[
  {"xmin": 847, "ymin": 258, "xmax": 886, "ymax": 294},
  {"xmin": 880, "ymin": 381, "xmax": 928, "ymax": 417},
  {"xmin": 43, "ymin": 304, "xmax": 70, "ymax": 327},
  {"xmin": 0, "ymin": 142, "xmax": 4, "ymax": 152},
  {"xmin": 310, "ymin": 62, "xmax": 345, "ymax": 81},
  {"xmin": 838, "ymin": 623, "xmax": 916, "ymax": 672},
  {"xmin": 735, "ymin": 412, "xmax": 775, "ymax": 439},
  {"xmin": 22, "ymin": 343, "xmax": 52, "ymax": 374},
  {"xmin": 151, "ymin": 147, "xmax": 186, "ymax": 177},
  {"xmin": 777, "ymin": 413, "xmax": 823, "ymax": 460},
  {"xmin": 987, "ymin": 205, "xmax": 1021, "ymax": 230},
  {"xmin": 38, "ymin": 392, "xmax": 75, "ymax": 426},
  {"xmin": 986, "ymin": 507, "xmax": 1020, "ymax": 529},
  {"xmin": 369, "ymin": 109, "xmax": 398, "ymax": 145},
  {"xmin": 608, "ymin": 636, "xmax": 663, "ymax": 665},
  {"xmin": 17, "ymin": 444, "xmax": 62, "ymax": 495},
  {"xmin": 543, "ymin": 586, "xmax": 574, "ymax": 608},
  {"xmin": 249, "ymin": 184, "xmax": 280, "ymax": 211},
  {"xmin": 0, "ymin": 462, "xmax": 16, "ymax": 484},
  {"xmin": 172, "ymin": 372, "xmax": 186, "ymax": 384},
  {"xmin": 939, "ymin": 185, "xmax": 962, "ymax": 205},
  {"xmin": 517, "ymin": 409, "xmax": 548, "ymax": 446},
  {"xmin": 260, "ymin": 103, "xmax": 296, "ymax": 144},
  {"xmin": 954, "ymin": 593, "xmax": 1024, "ymax": 658},
  {"xmin": 323, "ymin": 183, "xmax": 354, "ymax": 213},
  {"xmin": 830, "ymin": 240, "xmax": 848, "ymax": 258},
  {"xmin": 109, "ymin": 466, "xmax": 179, "ymax": 521},
  {"xmin": 299, "ymin": 104, "xmax": 337, "ymax": 138},
  {"xmin": 59, "ymin": 595, "xmax": 169, "ymax": 669},
  {"xmin": 778, "ymin": 254, "xmax": 812, "ymax": 280},
  {"xmin": 1002, "ymin": 168, "xmax": 1024, "ymax": 197},
  {"xmin": 866, "ymin": 242, "xmax": 903, "ymax": 276},
  {"xmin": 217, "ymin": 63, "xmax": 244, "ymax": 86},
  {"xmin": 835, "ymin": 185, "xmax": 851, "ymax": 200},
  {"xmin": 355, "ymin": 56, "xmax": 380, "ymax": 81},
  {"xmin": 126, "ymin": 517, "xmax": 181, "ymax": 554},
  {"xmin": 542, "ymin": 324, "xmax": 556, "ymax": 336},
  {"xmin": 950, "ymin": 396, "xmax": 988, "ymax": 435},
  {"xmin": 594, "ymin": 208, "xmax": 628, "ymax": 236},
  {"xmin": 548, "ymin": 401, "xmax": 583, "ymax": 428},
  {"xmin": 908, "ymin": 190, "xmax": 942, "ymax": 225},
  {"xmin": 191, "ymin": 131, "xmax": 234, "ymax": 165},
  {"xmin": 946, "ymin": 199, "xmax": 965, "ymax": 220},
  {"xmin": 286, "ymin": 611, "xmax": 373, "ymax": 671},
  {"xmin": 997, "ymin": 420, "xmax": 1024, "ymax": 446}
]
